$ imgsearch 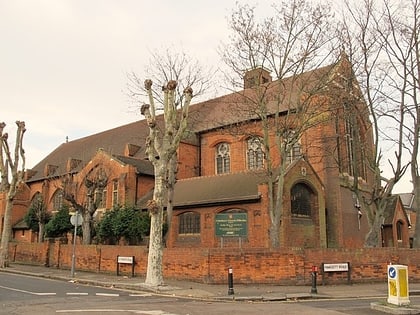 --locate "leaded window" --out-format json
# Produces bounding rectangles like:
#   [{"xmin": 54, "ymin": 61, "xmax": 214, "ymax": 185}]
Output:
[
  {"xmin": 291, "ymin": 183, "xmax": 312, "ymax": 217},
  {"xmin": 247, "ymin": 136, "xmax": 264, "ymax": 170},
  {"xmin": 179, "ymin": 212, "xmax": 200, "ymax": 234},
  {"xmin": 216, "ymin": 142, "xmax": 230, "ymax": 174}
]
